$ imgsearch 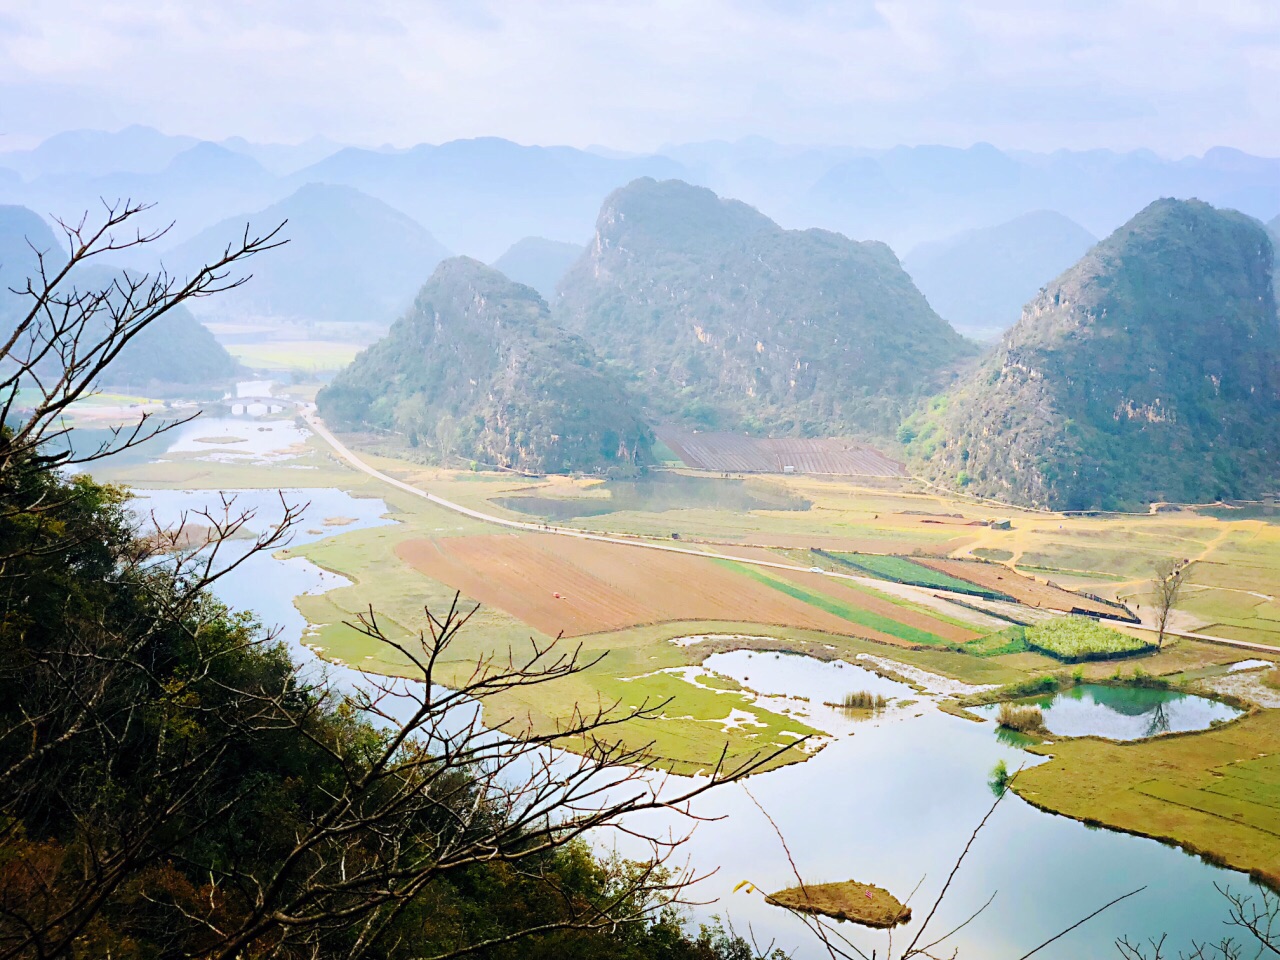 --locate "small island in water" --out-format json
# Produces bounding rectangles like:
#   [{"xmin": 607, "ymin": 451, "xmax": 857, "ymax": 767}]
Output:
[{"xmin": 767, "ymin": 880, "xmax": 912, "ymax": 928}]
